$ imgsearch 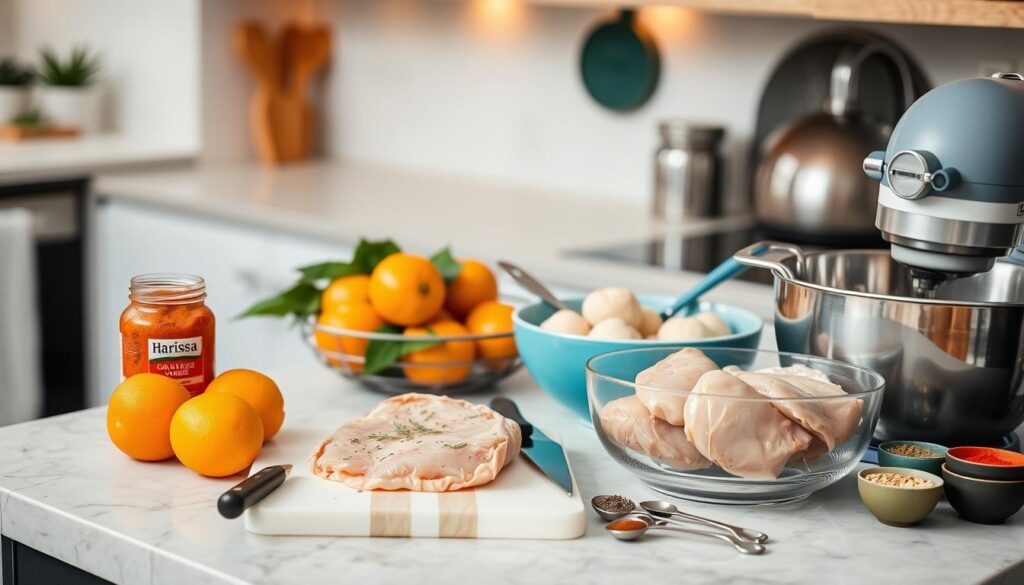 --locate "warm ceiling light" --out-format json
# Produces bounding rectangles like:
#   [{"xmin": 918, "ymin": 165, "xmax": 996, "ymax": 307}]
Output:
[
  {"xmin": 638, "ymin": 5, "xmax": 698, "ymax": 39},
  {"xmin": 468, "ymin": 0, "xmax": 528, "ymax": 37}
]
